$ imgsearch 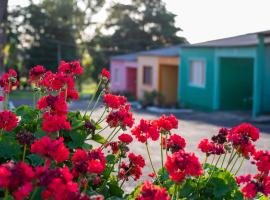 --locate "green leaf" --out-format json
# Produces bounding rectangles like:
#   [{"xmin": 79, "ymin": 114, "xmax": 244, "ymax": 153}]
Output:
[
  {"xmin": 69, "ymin": 130, "xmax": 88, "ymax": 148},
  {"xmin": 0, "ymin": 135, "xmax": 21, "ymax": 160},
  {"xmin": 82, "ymin": 143, "xmax": 92, "ymax": 150},
  {"xmin": 106, "ymin": 155, "xmax": 116, "ymax": 164},
  {"xmin": 108, "ymin": 177, "xmax": 124, "ymax": 197},
  {"xmin": 28, "ymin": 154, "xmax": 44, "ymax": 166},
  {"xmin": 92, "ymin": 134, "xmax": 106, "ymax": 144},
  {"xmin": 15, "ymin": 105, "xmax": 39, "ymax": 122}
]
